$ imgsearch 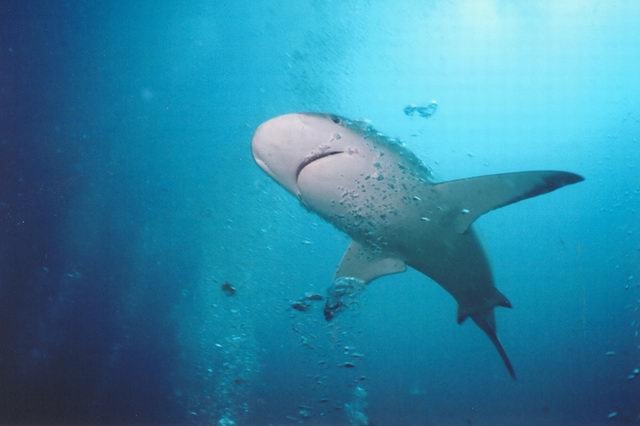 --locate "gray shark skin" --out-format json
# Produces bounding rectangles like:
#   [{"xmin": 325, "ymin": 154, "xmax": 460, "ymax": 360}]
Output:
[{"xmin": 251, "ymin": 113, "xmax": 584, "ymax": 379}]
